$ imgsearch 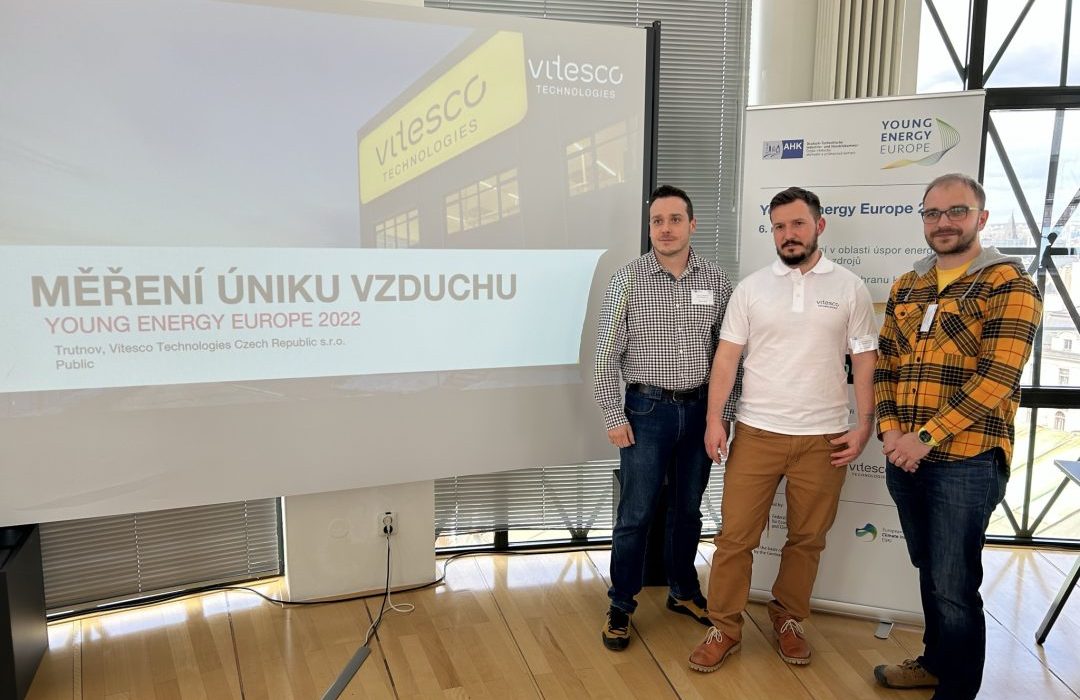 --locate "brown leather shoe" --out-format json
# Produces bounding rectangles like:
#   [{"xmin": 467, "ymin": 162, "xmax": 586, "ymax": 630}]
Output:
[
  {"xmin": 773, "ymin": 616, "xmax": 811, "ymax": 665},
  {"xmin": 688, "ymin": 627, "xmax": 741, "ymax": 672}
]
